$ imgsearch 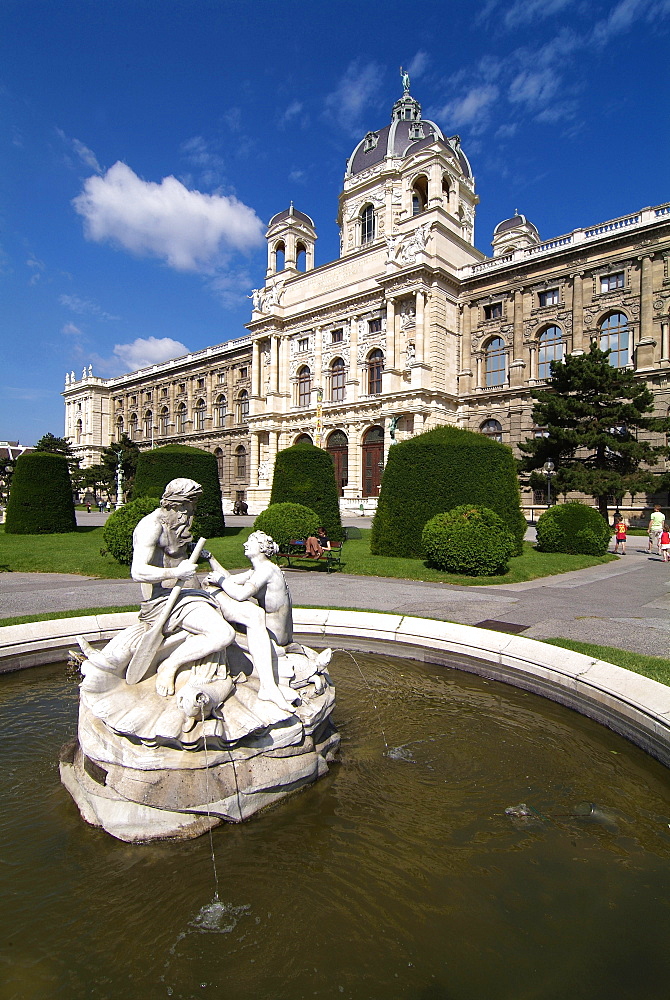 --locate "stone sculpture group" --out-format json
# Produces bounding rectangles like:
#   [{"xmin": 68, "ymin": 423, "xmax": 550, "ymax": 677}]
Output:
[{"xmin": 60, "ymin": 478, "xmax": 339, "ymax": 842}]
